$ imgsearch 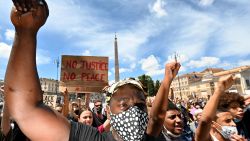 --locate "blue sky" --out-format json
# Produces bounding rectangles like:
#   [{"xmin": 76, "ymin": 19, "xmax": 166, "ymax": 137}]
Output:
[{"xmin": 0, "ymin": 0, "xmax": 250, "ymax": 83}]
